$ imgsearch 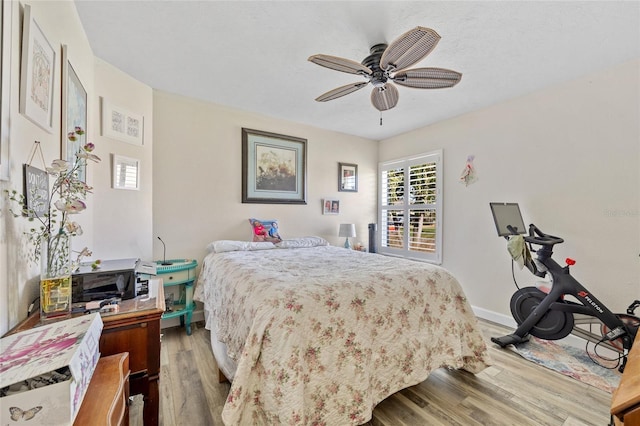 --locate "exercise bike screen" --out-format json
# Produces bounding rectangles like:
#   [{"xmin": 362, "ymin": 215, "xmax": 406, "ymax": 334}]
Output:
[{"xmin": 490, "ymin": 203, "xmax": 527, "ymax": 237}]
